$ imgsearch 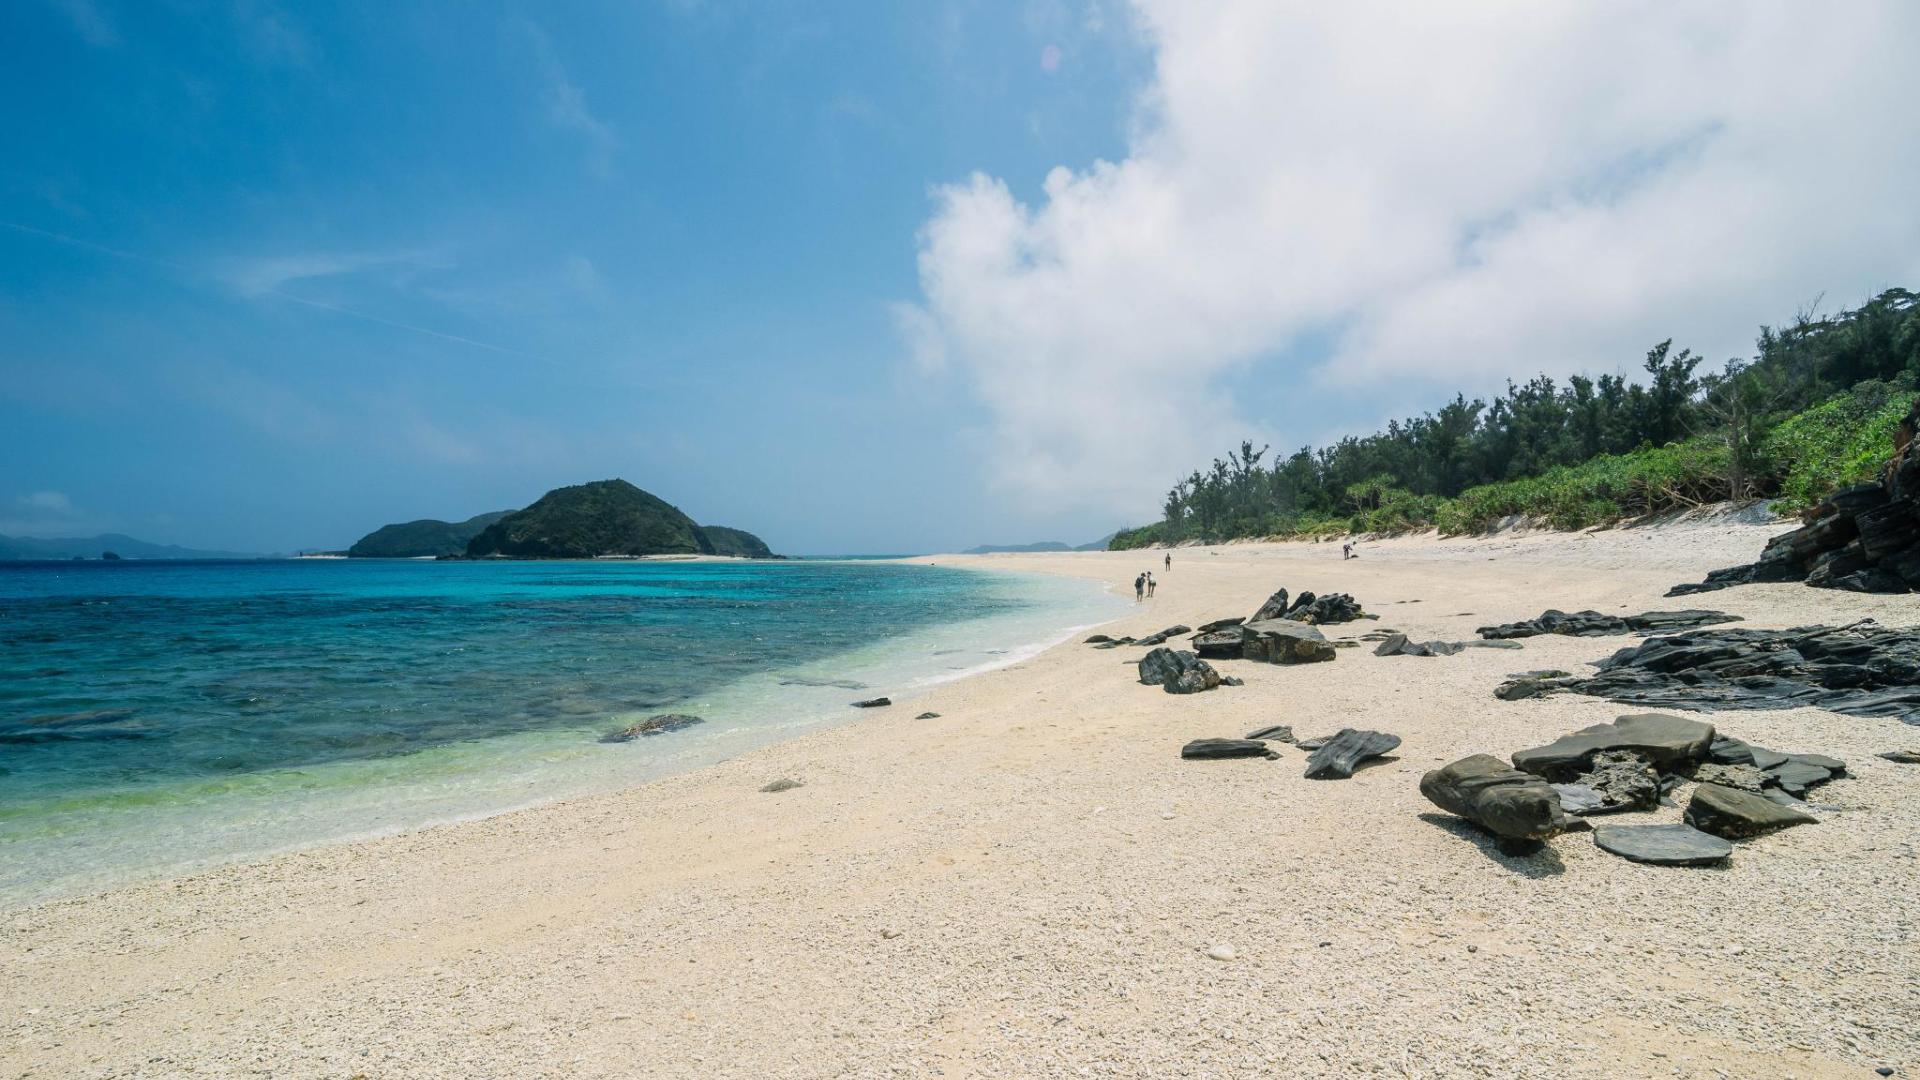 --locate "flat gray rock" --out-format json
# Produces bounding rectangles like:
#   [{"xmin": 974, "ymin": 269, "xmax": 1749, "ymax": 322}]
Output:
[
  {"xmin": 1240, "ymin": 619, "xmax": 1337, "ymax": 664},
  {"xmin": 1303, "ymin": 728, "xmax": 1400, "ymax": 779},
  {"xmin": 1692, "ymin": 762, "xmax": 1764, "ymax": 791},
  {"xmin": 1551, "ymin": 783, "xmax": 1610, "ymax": 816},
  {"xmin": 1244, "ymin": 724, "xmax": 1294, "ymax": 743},
  {"xmin": 1685, "ymin": 782, "xmax": 1818, "ymax": 838},
  {"xmin": 1593, "ymin": 823, "xmax": 1732, "ymax": 866},
  {"xmin": 1879, "ymin": 749, "xmax": 1920, "ymax": 764},
  {"xmin": 1512, "ymin": 713, "xmax": 1715, "ymax": 780},
  {"xmin": 1181, "ymin": 738, "xmax": 1279, "ymax": 761},
  {"xmin": 1421, "ymin": 754, "xmax": 1570, "ymax": 841}
]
